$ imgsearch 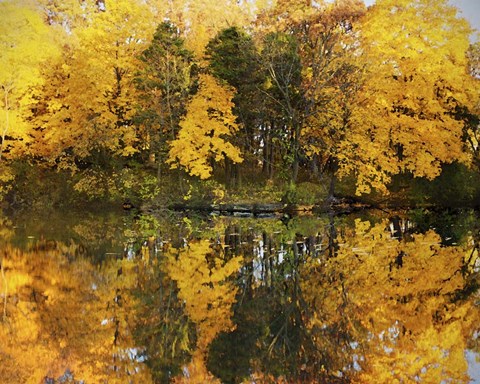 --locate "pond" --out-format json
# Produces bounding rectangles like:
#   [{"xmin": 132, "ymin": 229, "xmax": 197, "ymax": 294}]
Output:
[{"xmin": 1, "ymin": 206, "xmax": 479, "ymax": 383}]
